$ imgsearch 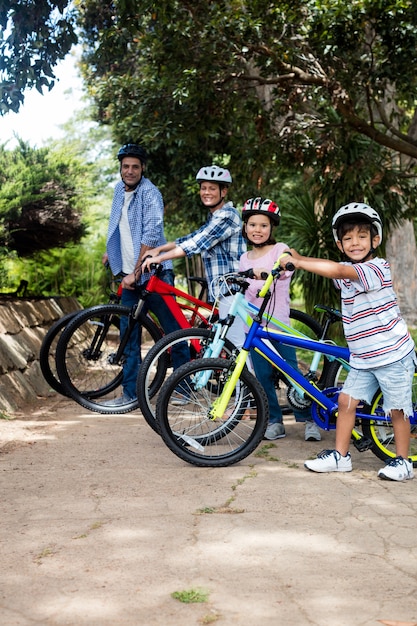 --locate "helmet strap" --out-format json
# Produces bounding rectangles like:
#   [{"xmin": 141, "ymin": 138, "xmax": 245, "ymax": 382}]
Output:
[
  {"xmin": 207, "ymin": 200, "xmax": 223, "ymax": 210},
  {"xmin": 252, "ymin": 238, "xmax": 275, "ymax": 248}
]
